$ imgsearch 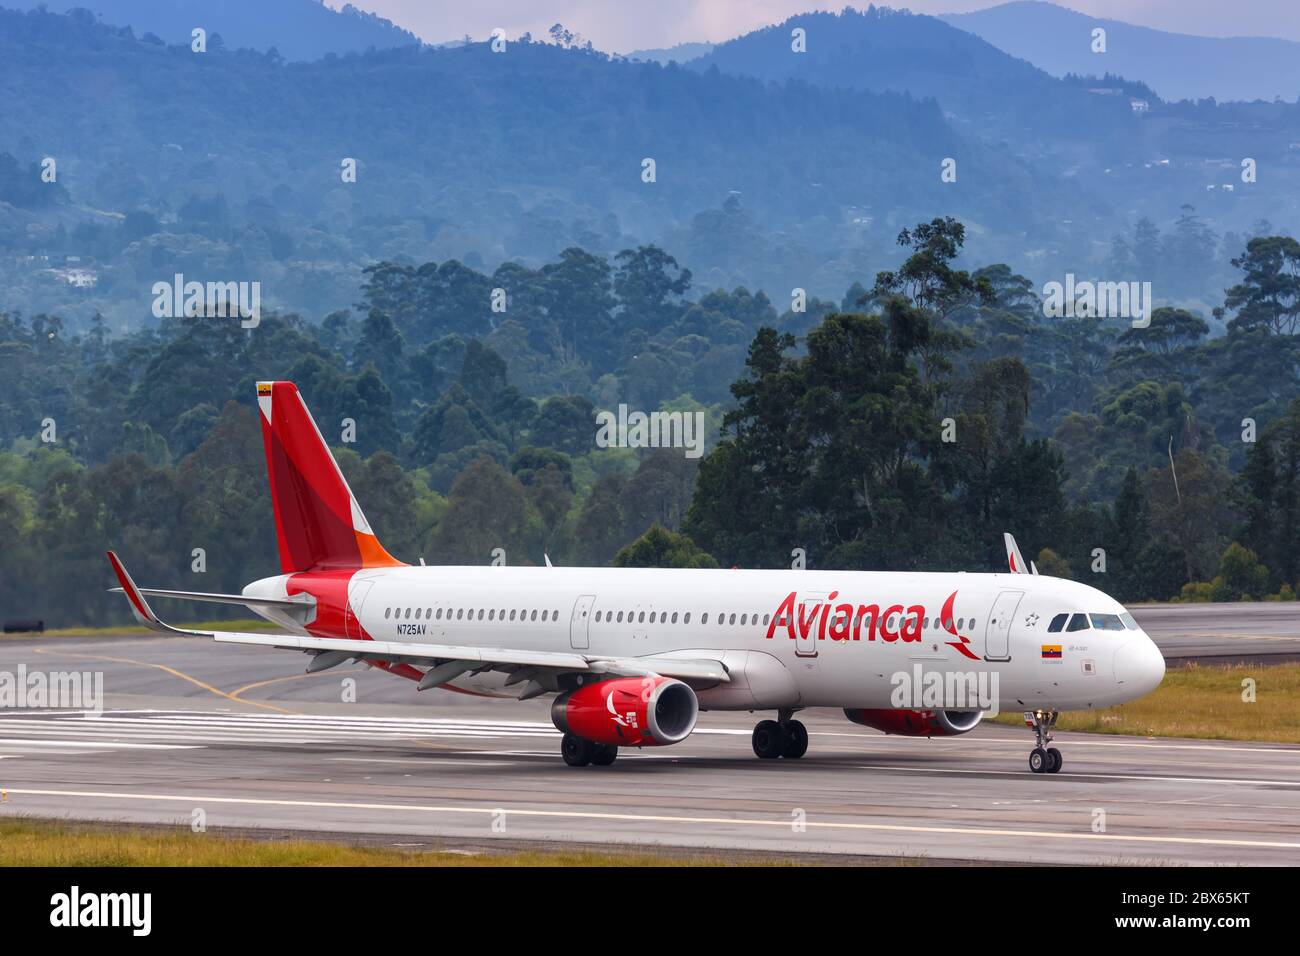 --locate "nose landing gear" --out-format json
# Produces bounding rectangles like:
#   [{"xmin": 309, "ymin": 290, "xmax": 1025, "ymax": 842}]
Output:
[
  {"xmin": 752, "ymin": 709, "xmax": 808, "ymax": 759},
  {"xmin": 1024, "ymin": 709, "xmax": 1062, "ymax": 774}
]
